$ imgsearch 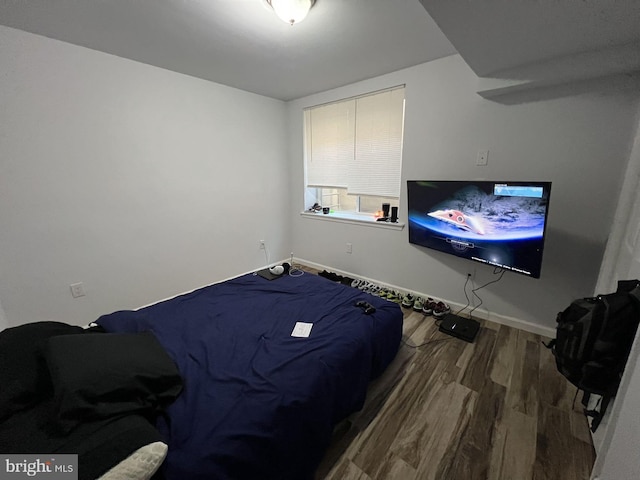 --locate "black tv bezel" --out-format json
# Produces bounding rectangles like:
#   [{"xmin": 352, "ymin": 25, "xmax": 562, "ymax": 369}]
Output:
[{"xmin": 406, "ymin": 180, "xmax": 552, "ymax": 279}]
